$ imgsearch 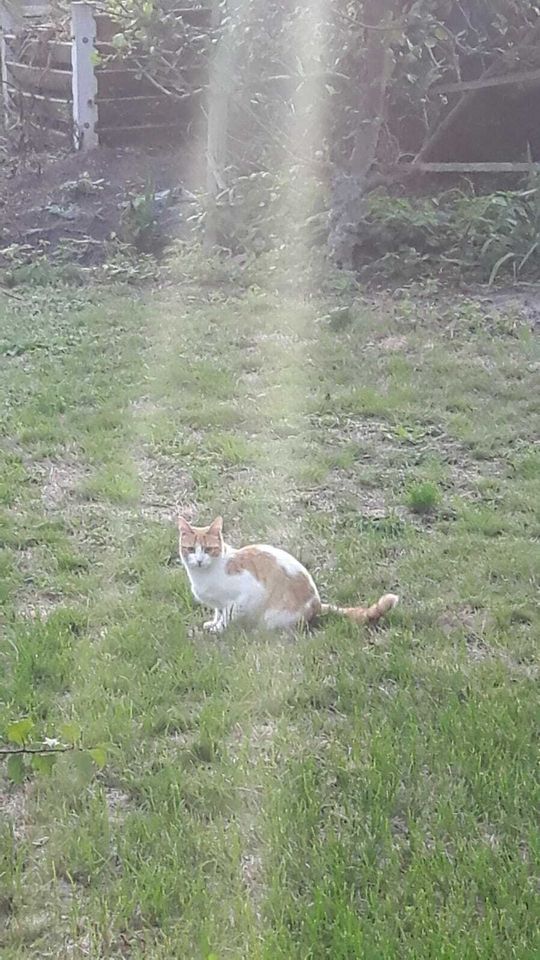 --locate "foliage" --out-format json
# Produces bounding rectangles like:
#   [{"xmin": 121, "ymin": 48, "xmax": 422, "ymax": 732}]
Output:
[
  {"xmin": 200, "ymin": 0, "xmax": 540, "ymax": 264},
  {"xmin": 387, "ymin": 0, "xmax": 540, "ymax": 156},
  {"xmin": 1, "ymin": 717, "xmax": 108, "ymax": 786},
  {"xmin": 353, "ymin": 182, "xmax": 540, "ymax": 284},
  {"xmin": 98, "ymin": 0, "xmax": 211, "ymax": 100},
  {"xmin": 191, "ymin": 167, "xmax": 540, "ymax": 286},
  {"xmin": 204, "ymin": 165, "xmax": 330, "ymax": 255},
  {"xmin": 224, "ymin": 0, "xmax": 539, "ymax": 165},
  {"xmin": 118, "ymin": 182, "xmax": 163, "ymax": 252},
  {"xmin": 94, "ymin": 0, "xmax": 539, "ymax": 172}
]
